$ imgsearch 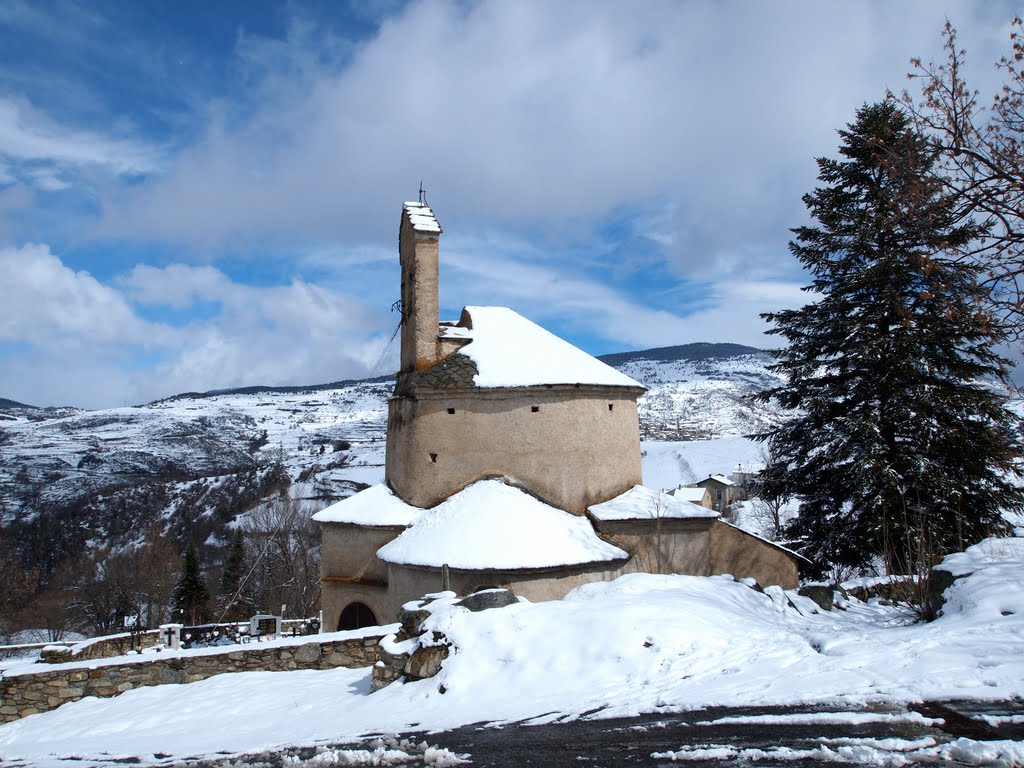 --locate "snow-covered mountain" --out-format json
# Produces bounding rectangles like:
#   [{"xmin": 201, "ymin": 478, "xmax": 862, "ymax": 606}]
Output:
[
  {"xmin": 0, "ymin": 343, "xmax": 785, "ymax": 571},
  {"xmin": 598, "ymin": 343, "xmax": 787, "ymax": 439}
]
